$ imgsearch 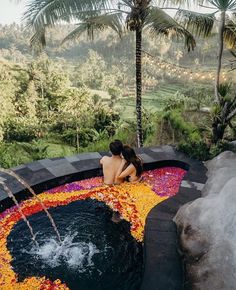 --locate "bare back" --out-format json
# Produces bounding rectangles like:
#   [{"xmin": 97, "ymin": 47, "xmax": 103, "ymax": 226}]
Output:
[{"xmin": 100, "ymin": 155, "xmax": 122, "ymax": 185}]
